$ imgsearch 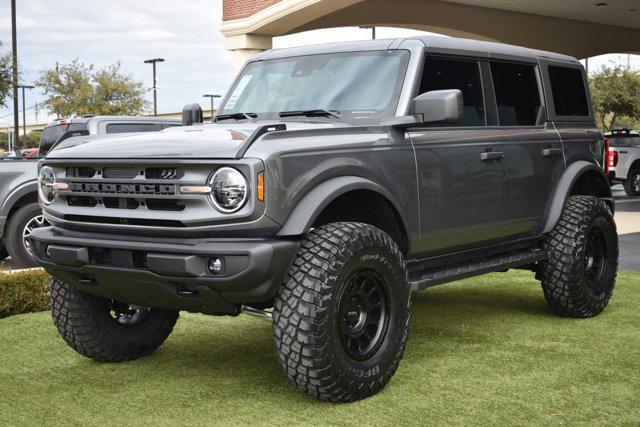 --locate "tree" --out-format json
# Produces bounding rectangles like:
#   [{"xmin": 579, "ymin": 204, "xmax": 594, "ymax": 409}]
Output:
[
  {"xmin": 589, "ymin": 63, "xmax": 640, "ymax": 131},
  {"xmin": 37, "ymin": 60, "xmax": 149, "ymax": 117},
  {"xmin": 0, "ymin": 41, "xmax": 13, "ymax": 108}
]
